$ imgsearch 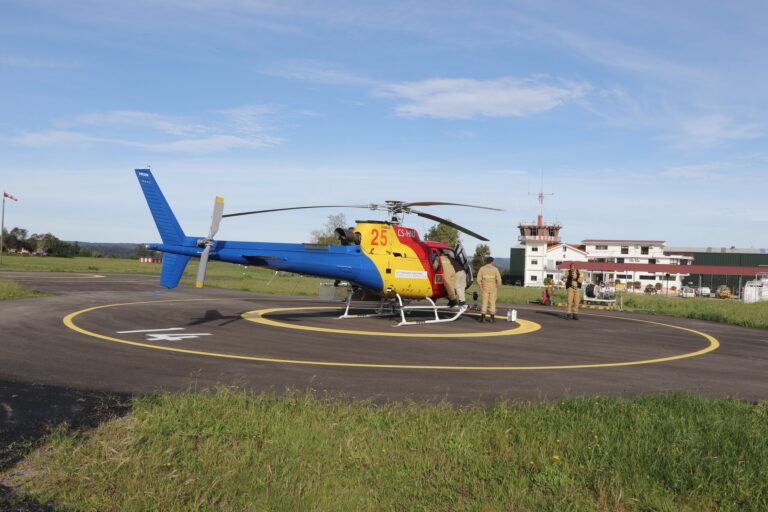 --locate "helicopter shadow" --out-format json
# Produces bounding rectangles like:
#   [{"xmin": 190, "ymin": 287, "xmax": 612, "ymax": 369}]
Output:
[{"xmin": 187, "ymin": 310, "xmax": 244, "ymax": 327}]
